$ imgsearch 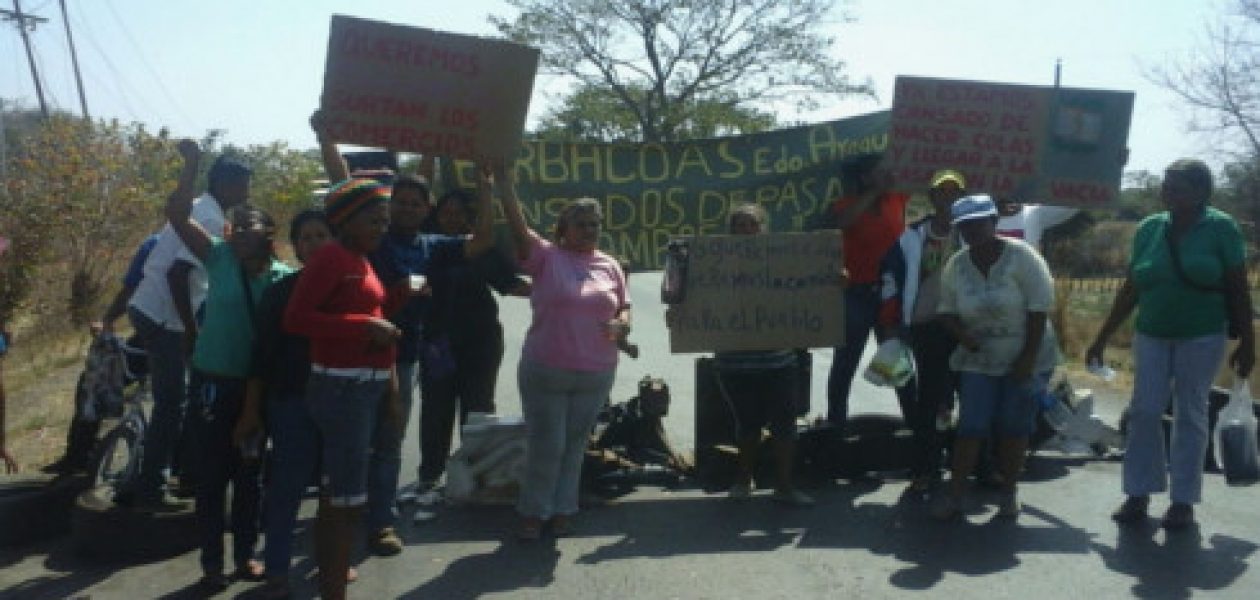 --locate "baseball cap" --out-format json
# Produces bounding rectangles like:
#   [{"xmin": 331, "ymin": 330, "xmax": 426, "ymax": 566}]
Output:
[
  {"xmin": 930, "ymin": 169, "xmax": 967, "ymax": 190},
  {"xmin": 951, "ymin": 194, "xmax": 998, "ymax": 225}
]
